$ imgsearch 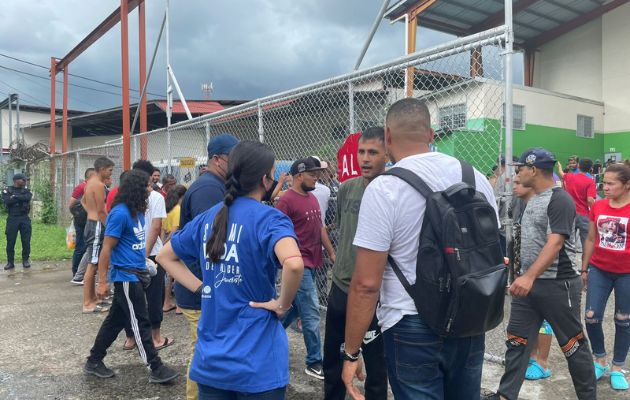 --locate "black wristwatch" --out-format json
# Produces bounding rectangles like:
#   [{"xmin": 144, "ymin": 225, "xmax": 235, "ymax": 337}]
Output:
[{"xmin": 340, "ymin": 343, "xmax": 361, "ymax": 362}]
